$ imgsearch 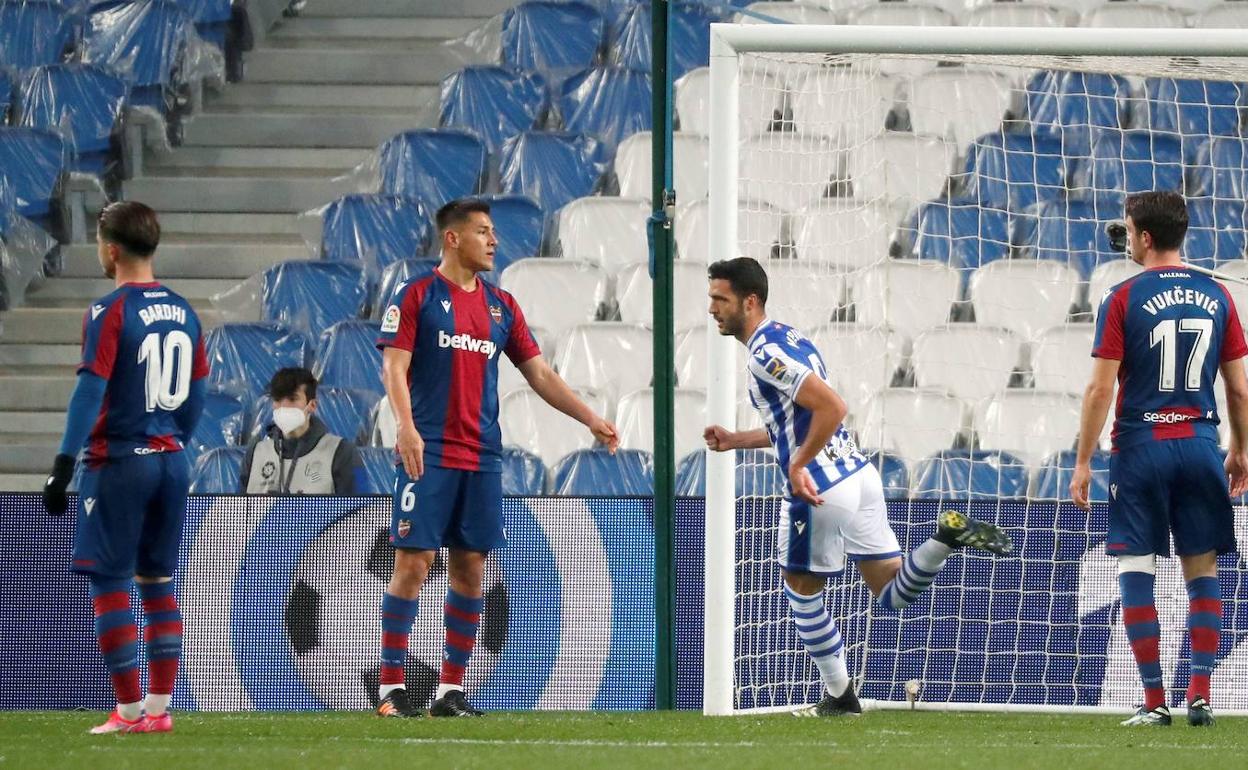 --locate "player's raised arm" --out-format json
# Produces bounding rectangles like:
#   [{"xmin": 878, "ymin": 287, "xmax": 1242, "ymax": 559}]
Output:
[
  {"xmin": 381, "ymin": 346, "xmax": 423, "ymax": 479},
  {"xmin": 516, "ymin": 355, "xmax": 619, "ymax": 453},
  {"xmin": 703, "ymin": 425, "xmax": 770, "ymax": 451}
]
